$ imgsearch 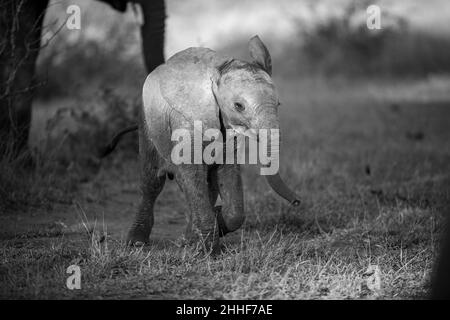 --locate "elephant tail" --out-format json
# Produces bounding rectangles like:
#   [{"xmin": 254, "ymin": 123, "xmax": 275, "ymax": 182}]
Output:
[{"xmin": 99, "ymin": 124, "xmax": 138, "ymax": 158}]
